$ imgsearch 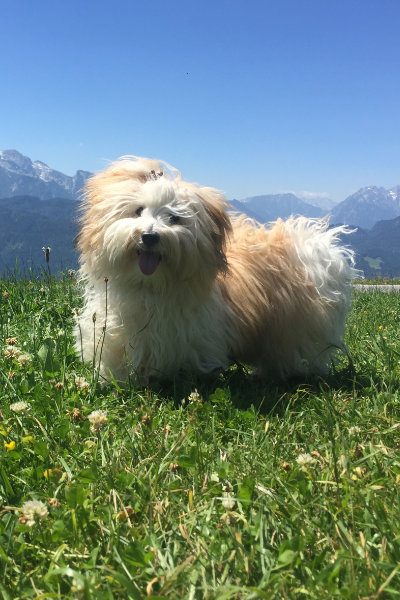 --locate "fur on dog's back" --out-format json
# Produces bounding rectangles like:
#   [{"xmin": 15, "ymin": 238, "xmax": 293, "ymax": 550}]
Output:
[{"xmin": 221, "ymin": 215, "xmax": 356, "ymax": 377}]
